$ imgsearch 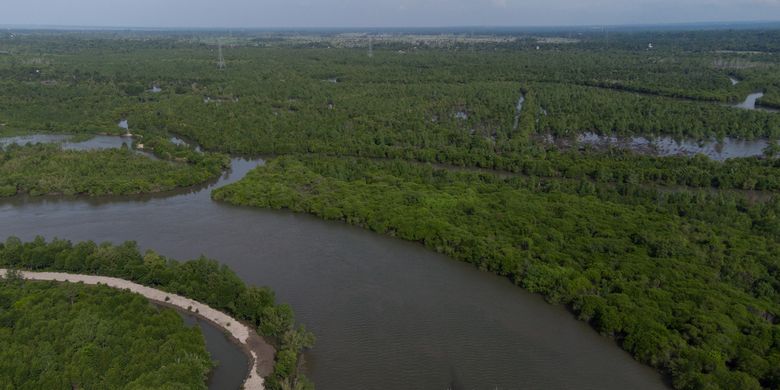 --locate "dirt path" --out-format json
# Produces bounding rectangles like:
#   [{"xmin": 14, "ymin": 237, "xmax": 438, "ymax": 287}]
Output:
[{"xmin": 0, "ymin": 269, "xmax": 274, "ymax": 390}]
